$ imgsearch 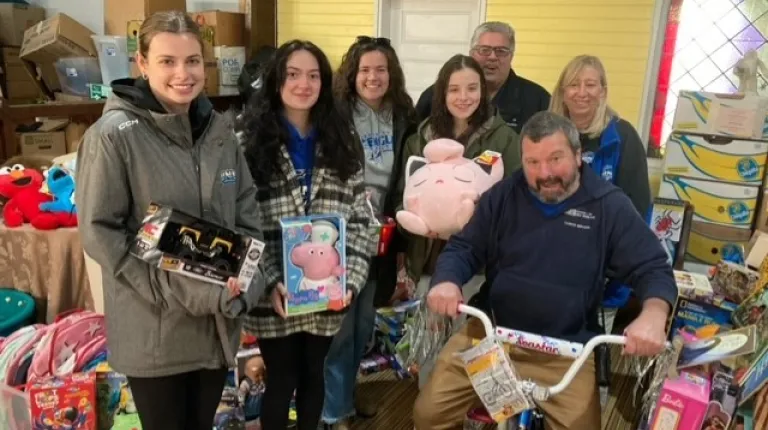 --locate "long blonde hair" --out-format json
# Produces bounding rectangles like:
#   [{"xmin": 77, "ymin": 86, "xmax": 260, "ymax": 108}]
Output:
[{"xmin": 549, "ymin": 55, "xmax": 617, "ymax": 138}]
